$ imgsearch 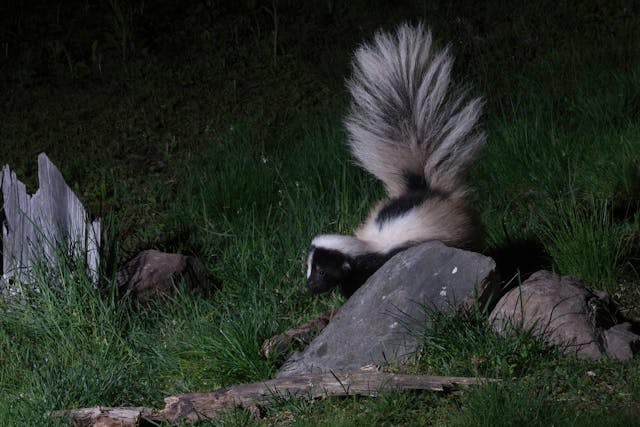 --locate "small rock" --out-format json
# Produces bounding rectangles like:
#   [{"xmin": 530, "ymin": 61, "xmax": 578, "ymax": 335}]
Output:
[
  {"xmin": 277, "ymin": 241, "xmax": 499, "ymax": 377},
  {"xmin": 489, "ymin": 270, "xmax": 639, "ymax": 360},
  {"xmin": 116, "ymin": 250, "xmax": 209, "ymax": 303},
  {"xmin": 603, "ymin": 323, "xmax": 640, "ymax": 361}
]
